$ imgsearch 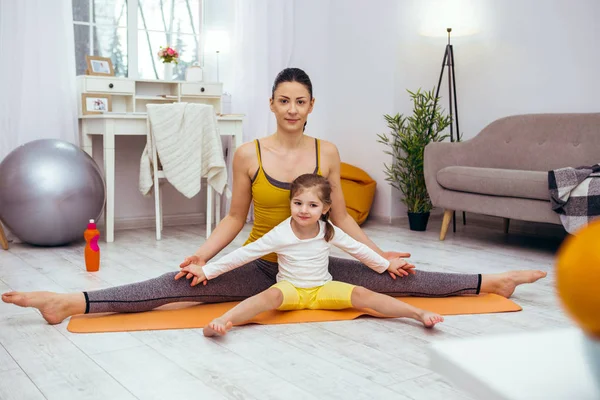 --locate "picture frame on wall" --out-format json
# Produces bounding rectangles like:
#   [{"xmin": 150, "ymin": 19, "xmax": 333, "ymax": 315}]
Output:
[
  {"xmin": 85, "ymin": 55, "xmax": 115, "ymax": 76},
  {"xmin": 82, "ymin": 93, "xmax": 112, "ymax": 115}
]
